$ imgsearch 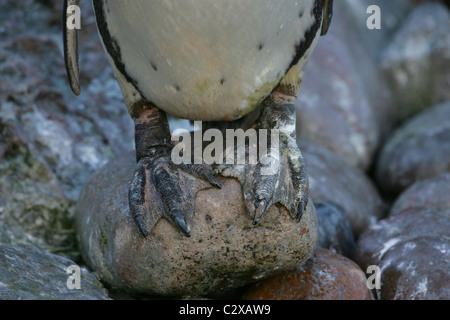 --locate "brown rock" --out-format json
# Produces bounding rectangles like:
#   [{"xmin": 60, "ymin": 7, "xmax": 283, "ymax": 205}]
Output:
[
  {"xmin": 75, "ymin": 153, "xmax": 318, "ymax": 297},
  {"xmin": 356, "ymin": 207, "xmax": 450, "ymax": 300},
  {"xmin": 390, "ymin": 173, "xmax": 450, "ymax": 216},
  {"xmin": 243, "ymin": 249, "xmax": 373, "ymax": 300},
  {"xmin": 300, "ymin": 141, "xmax": 385, "ymax": 237}
]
